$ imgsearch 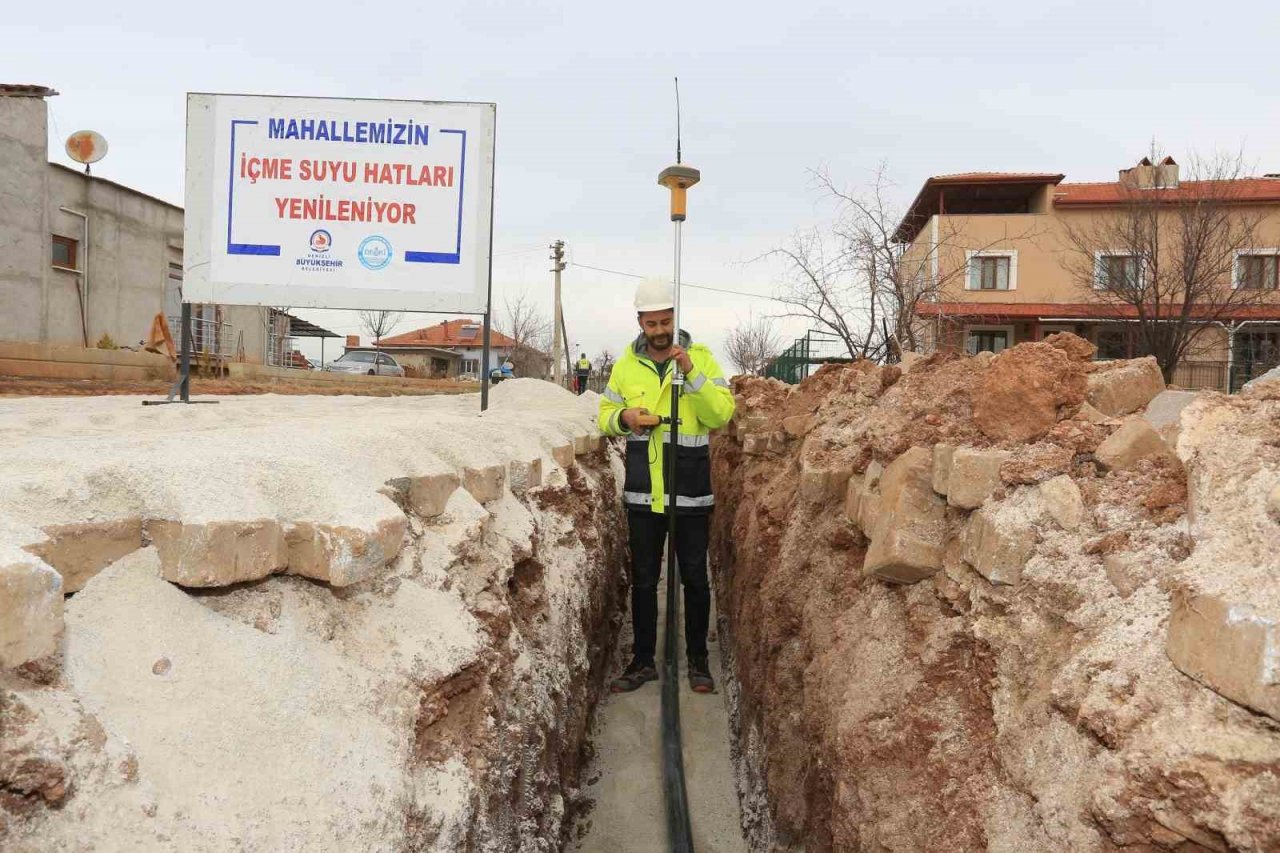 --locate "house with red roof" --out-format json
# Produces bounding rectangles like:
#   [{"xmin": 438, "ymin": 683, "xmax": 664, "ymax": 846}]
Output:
[
  {"xmin": 897, "ymin": 158, "xmax": 1280, "ymax": 390},
  {"xmin": 348, "ymin": 319, "xmax": 550, "ymax": 379}
]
